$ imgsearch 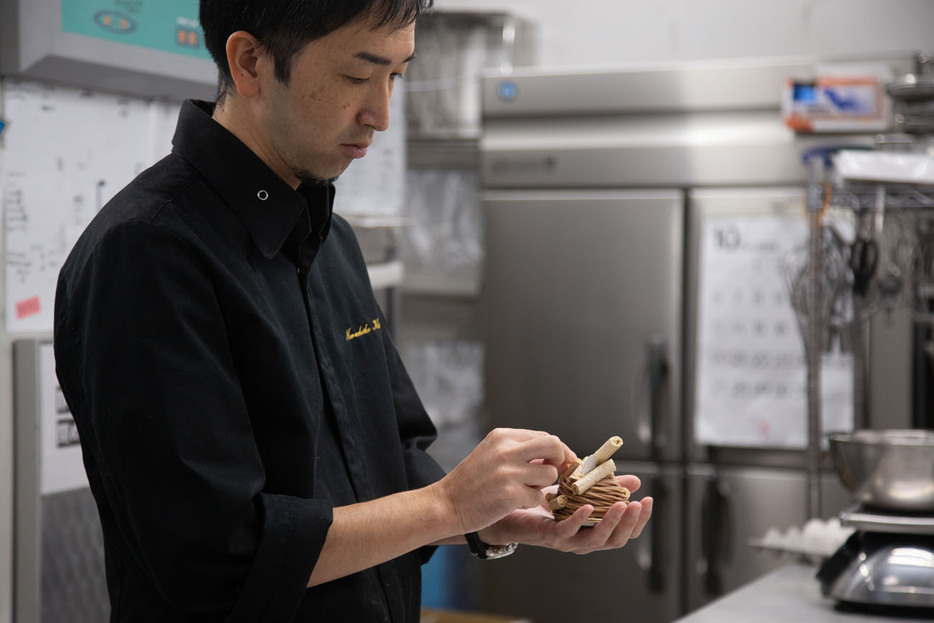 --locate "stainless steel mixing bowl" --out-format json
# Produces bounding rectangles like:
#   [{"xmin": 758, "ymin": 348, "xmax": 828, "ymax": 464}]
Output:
[{"xmin": 827, "ymin": 429, "xmax": 934, "ymax": 512}]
